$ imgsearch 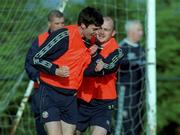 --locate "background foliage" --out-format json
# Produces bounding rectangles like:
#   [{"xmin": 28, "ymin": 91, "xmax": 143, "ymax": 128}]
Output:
[{"xmin": 156, "ymin": 0, "xmax": 180, "ymax": 134}]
